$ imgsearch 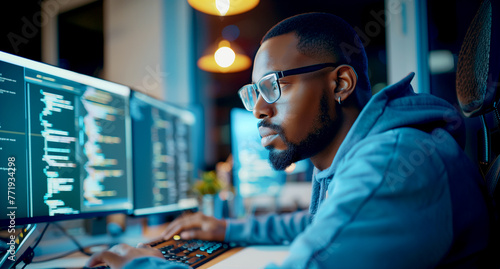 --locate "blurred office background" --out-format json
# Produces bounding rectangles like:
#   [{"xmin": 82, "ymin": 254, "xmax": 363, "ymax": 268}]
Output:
[{"xmin": 0, "ymin": 0, "xmax": 485, "ymax": 218}]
